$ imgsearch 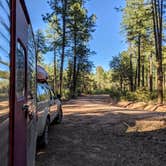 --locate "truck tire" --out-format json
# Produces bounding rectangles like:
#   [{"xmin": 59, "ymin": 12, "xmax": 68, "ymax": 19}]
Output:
[
  {"xmin": 40, "ymin": 118, "xmax": 49, "ymax": 147},
  {"xmin": 53, "ymin": 108, "xmax": 63, "ymax": 124}
]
